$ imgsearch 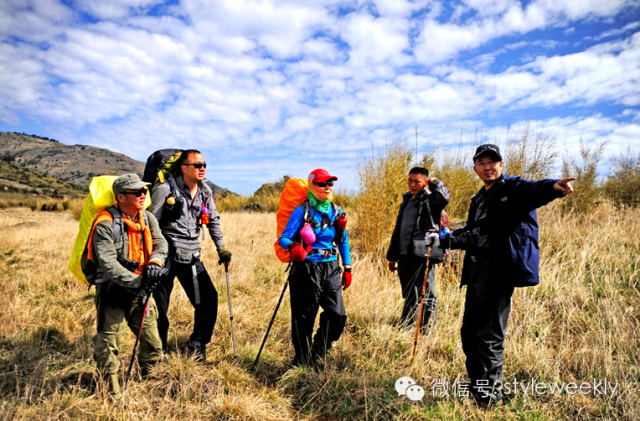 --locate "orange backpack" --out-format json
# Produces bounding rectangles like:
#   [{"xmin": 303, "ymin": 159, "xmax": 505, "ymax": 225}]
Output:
[
  {"xmin": 274, "ymin": 178, "xmax": 339, "ymax": 262},
  {"xmin": 274, "ymin": 179, "xmax": 309, "ymax": 262}
]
